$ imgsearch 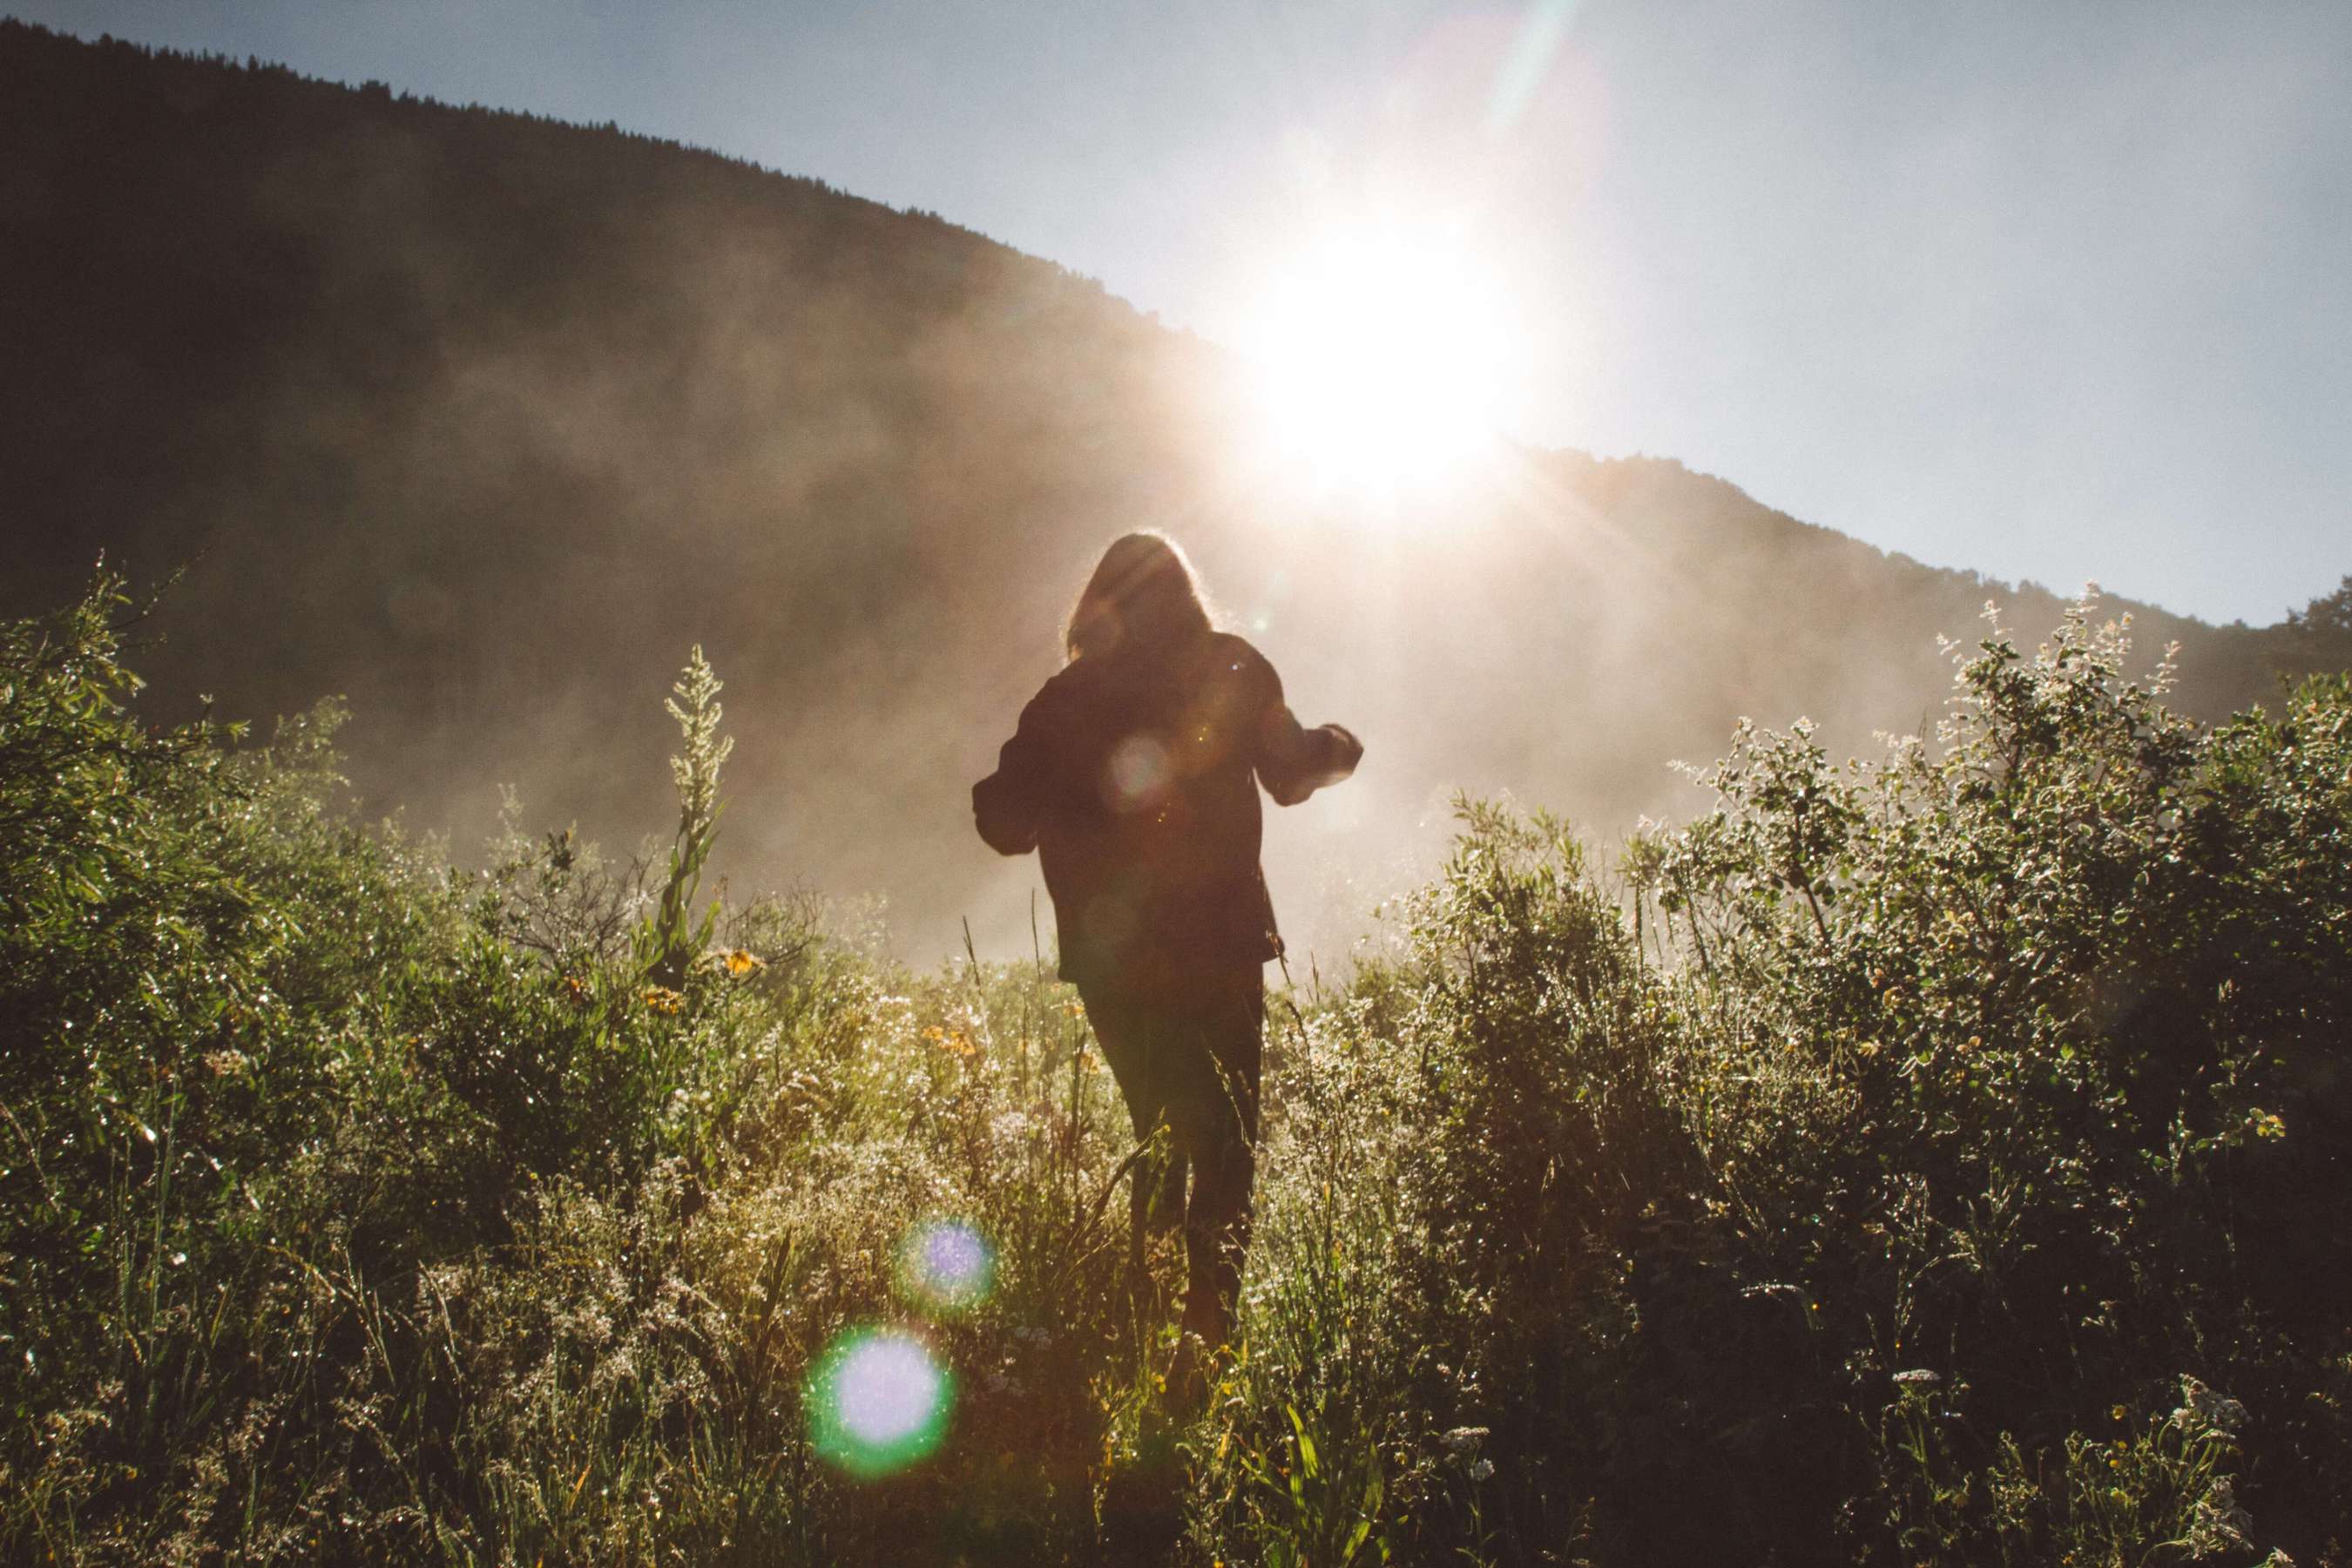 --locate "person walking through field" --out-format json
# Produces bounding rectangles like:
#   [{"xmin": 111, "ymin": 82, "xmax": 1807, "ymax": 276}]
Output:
[{"xmin": 972, "ymin": 531, "xmax": 1362, "ymax": 1406}]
